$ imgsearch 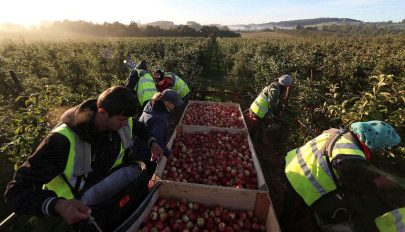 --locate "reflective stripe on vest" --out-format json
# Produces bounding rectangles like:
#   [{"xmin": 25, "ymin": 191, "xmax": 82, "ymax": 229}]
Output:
[
  {"xmin": 172, "ymin": 75, "xmax": 190, "ymax": 98},
  {"xmin": 136, "ymin": 70, "xmax": 157, "ymax": 106},
  {"xmin": 285, "ymin": 132, "xmax": 365, "ymax": 206},
  {"xmin": 113, "ymin": 118, "xmax": 133, "ymax": 168},
  {"xmin": 249, "ymin": 93, "xmax": 269, "ymax": 118},
  {"xmin": 43, "ymin": 118, "xmax": 133, "ymax": 199},
  {"xmin": 138, "ymin": 79, "xmax": 156, "ymax": 85},
  {"xmin": 376, "ymin": 208, "xmax": 405, "ymax": 232}
]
